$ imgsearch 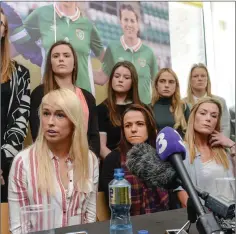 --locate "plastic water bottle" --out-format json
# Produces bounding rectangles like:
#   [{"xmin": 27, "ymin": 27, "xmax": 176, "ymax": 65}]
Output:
[
  {"xmin": 137, "ymin": 231, "xmax": 149, "ymax": 234},
  {"xmin": 109, "ymin": 168, "xmax": 133, "ymax": 234}
]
